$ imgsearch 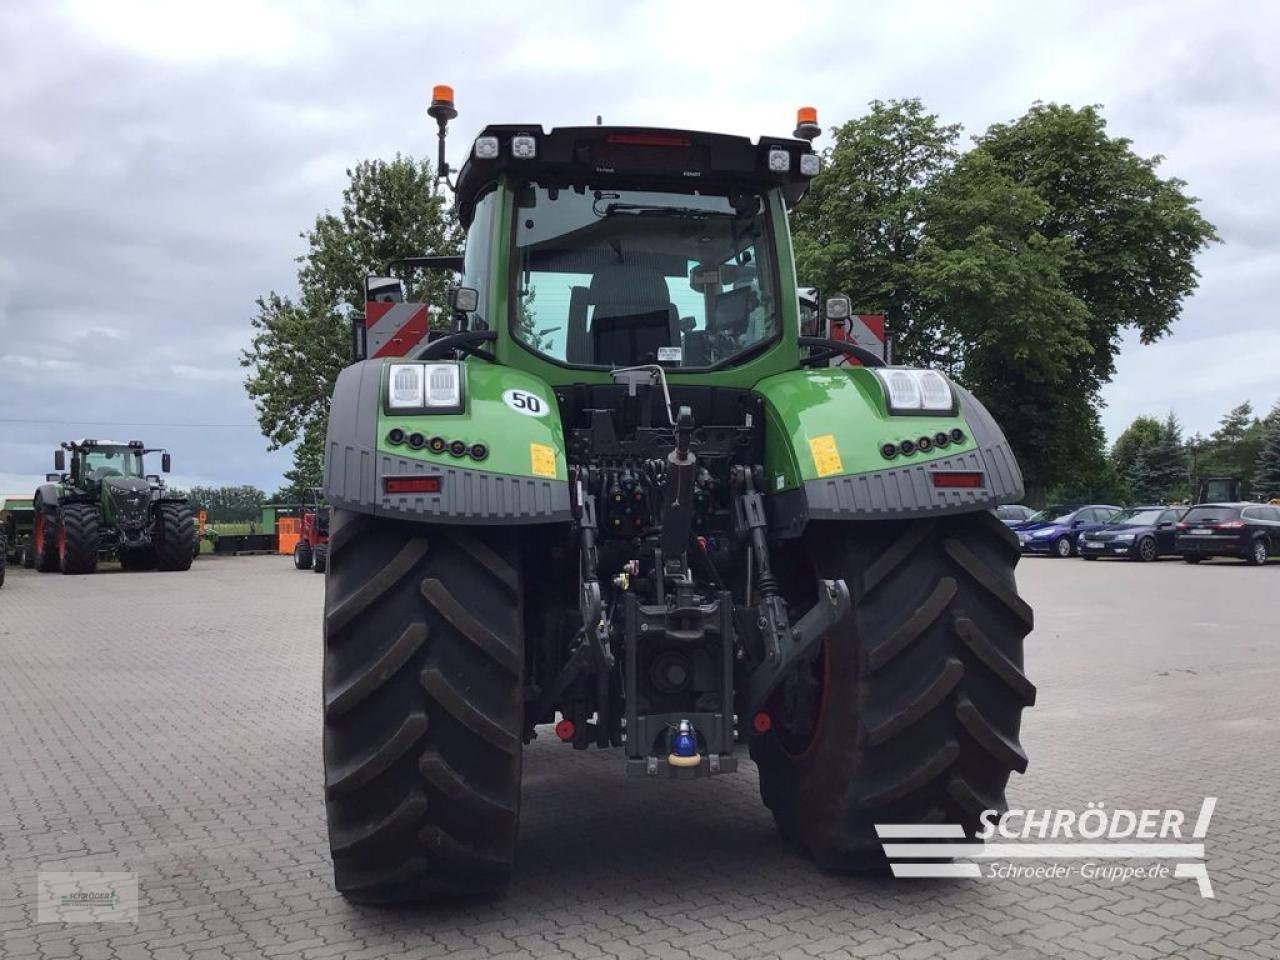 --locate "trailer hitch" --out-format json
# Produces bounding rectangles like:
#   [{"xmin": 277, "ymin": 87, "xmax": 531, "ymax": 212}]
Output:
[{"xmin": 743, "ymin": 577, "xmax": 850, "ymax": 718}]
